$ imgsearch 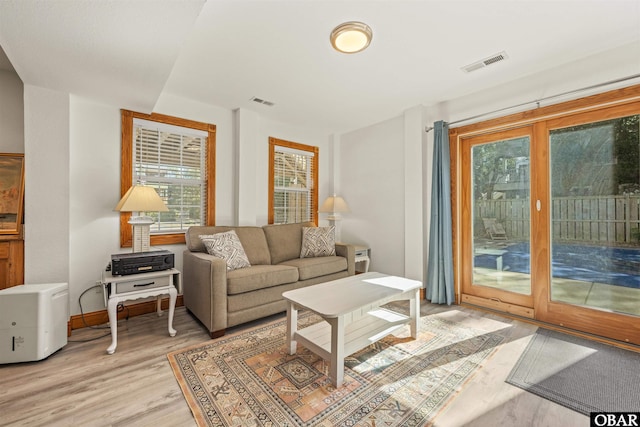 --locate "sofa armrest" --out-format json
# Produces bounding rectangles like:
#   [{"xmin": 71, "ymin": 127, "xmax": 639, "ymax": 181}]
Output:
[
  {"xmin": 335, "ymin": 243, "xmax": 356, "ymax": 276},
  {"xmin": 182, "ymin": 250, "xmax": 228, "ymax": 334}
]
